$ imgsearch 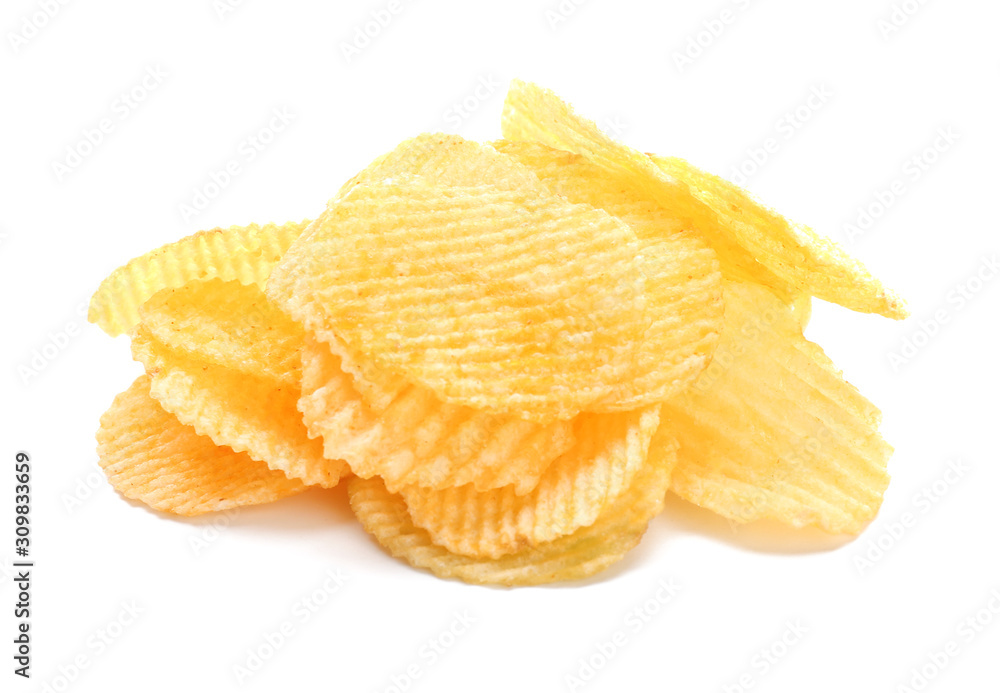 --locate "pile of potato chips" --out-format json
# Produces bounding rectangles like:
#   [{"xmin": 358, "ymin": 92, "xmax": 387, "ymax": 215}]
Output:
[{"xmin": 92, "ymin": 80, "xmax": 903, "ymax": 586}]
